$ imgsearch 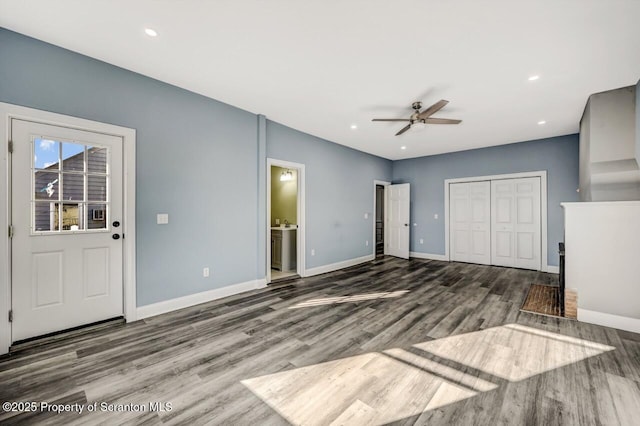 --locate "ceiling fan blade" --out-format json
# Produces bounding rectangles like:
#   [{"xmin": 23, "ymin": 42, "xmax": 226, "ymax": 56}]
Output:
[
  {"xmin": 418, "ymin": 99, "xmax": 449, "ymax": 119},
  {"xmin": 372, "ymin": 118, "xmax": 411, "ymax": 122},
  {"xmin": 424, "ymin": 117, "xmax": 462, "ymax": 124},
  {"xmin": 395, "ymin": 124, "xmax": 412, "ymax": 136}
]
